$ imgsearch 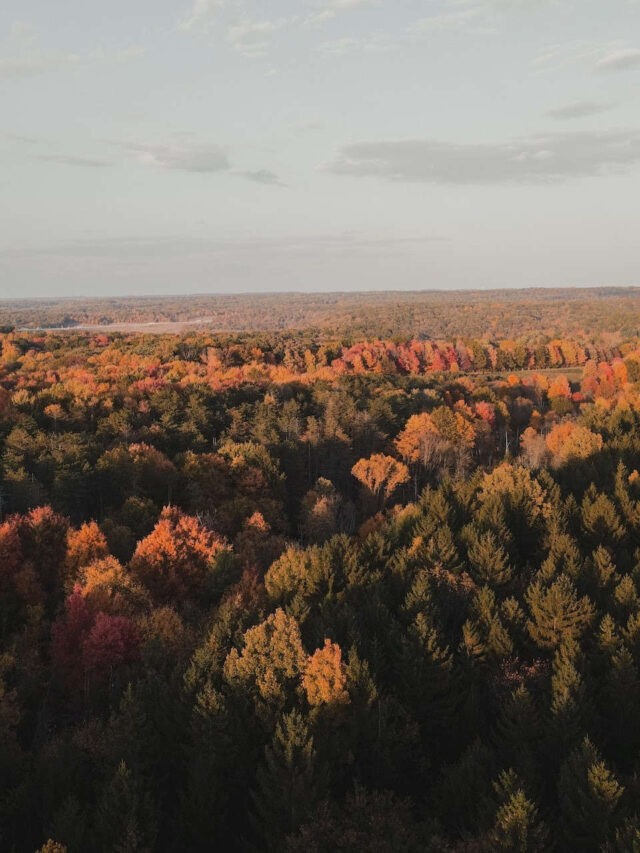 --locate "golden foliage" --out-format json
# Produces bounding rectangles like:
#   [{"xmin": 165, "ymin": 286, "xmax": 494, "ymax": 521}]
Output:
[{"xmin": 303, "ymin": 639, "xmax": 349, "ymax": 707}]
